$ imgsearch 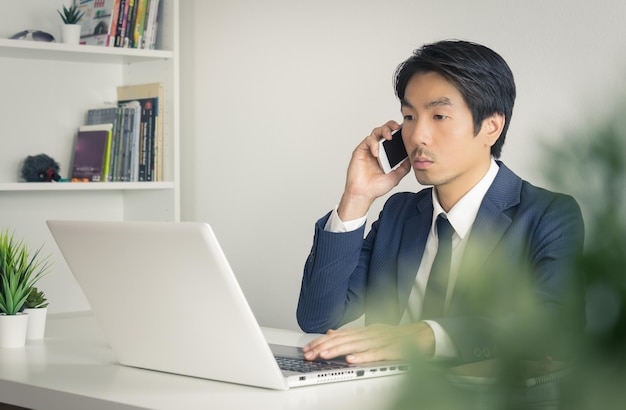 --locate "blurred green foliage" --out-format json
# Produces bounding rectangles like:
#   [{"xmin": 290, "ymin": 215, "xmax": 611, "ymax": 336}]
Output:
[
  {"xmin": 391, "ymin": 101, "xmax": 626, "ymax": 409},
  {"xmin": 543, "ymin": 101, "xmax": 626, "ymax": 410}
]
